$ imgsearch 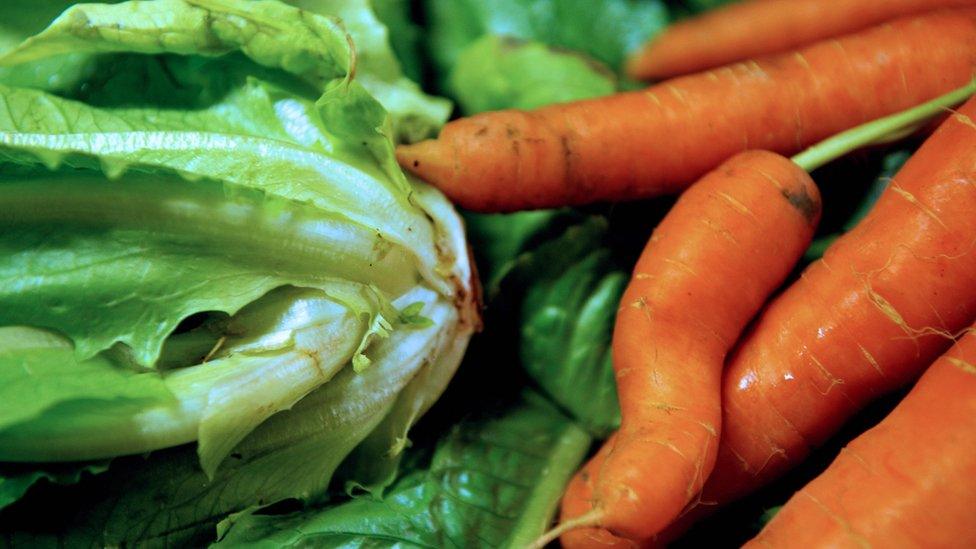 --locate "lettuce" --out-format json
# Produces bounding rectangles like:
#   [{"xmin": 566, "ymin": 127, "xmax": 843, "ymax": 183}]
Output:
[
  {"xmin": 216, "ymin": 394, "xmax": 591, "ymax": 548},
  {"xmin": 0, "ymin": 0, "xmax": 475, "ymax": 543},
  {"xmin": 448, "ymin": 35, "xmax": 616, "ymax": 115},
  {"xmin": 425, "ymin": 0, "xmax": 669, "ymax": 80}
]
